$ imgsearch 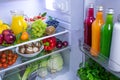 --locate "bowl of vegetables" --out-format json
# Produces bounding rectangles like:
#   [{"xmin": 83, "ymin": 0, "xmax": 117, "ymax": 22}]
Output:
[{"xmin": 16, "ymin": 42, "xmax": 44, "ymax": 58}]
